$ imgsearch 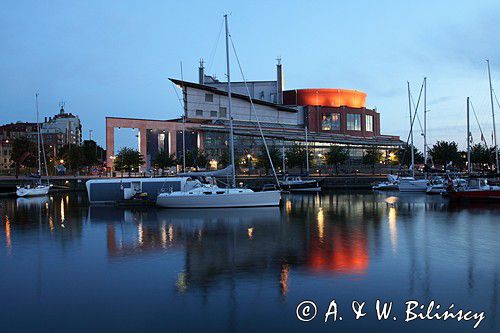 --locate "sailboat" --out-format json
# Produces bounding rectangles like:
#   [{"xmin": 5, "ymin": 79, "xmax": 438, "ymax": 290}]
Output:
[
  {"xmin": 279, "ymin": 126, "xmax": 321, "ymax": 192},
  {"xmin": 398, "ymin": 79, "xmax": 428, "ymax": 192},
  {"xmin": 156, "ymin": 15, "xmax": 281, "ymax": 208},
  {"xmin": 16, "ymin": 93, "xmax": 52, "ymax": 197}
]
